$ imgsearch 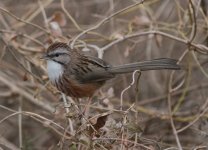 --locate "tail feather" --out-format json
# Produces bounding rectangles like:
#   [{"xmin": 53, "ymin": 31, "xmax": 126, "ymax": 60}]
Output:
[{"xmin": 108, "ymin": 58, "xmax": 180, "ymax": 74}]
